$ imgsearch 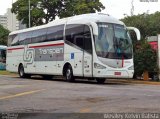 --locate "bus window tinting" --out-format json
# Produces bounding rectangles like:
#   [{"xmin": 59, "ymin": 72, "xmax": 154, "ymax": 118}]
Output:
[
  {"xmin": 47, "ymin": 25, "xmax": 64, "ymax": 41},
  {"xmin": 65, "ymin": 24, "xmax": 92, "ymax": 53},
  {"xmin": 25, "ymin": 32, "xmax": 32, "ymax": 44},
  {"xmin": 19, "ymin": 33, "xmax": 27, "ymax": 45},
  {"xmin": 84, "ymin": 26, "xmax": 92, "ymax": 54},
  {"xmin": 11, "ymin": 34, "xmax": 19, "ymax": 46},
  {"xmin": 9, "ymin": 25, "xmax": 64, "ymax": 46},
  {"xmin": 31, "ymin": 28, "xmax": 47, "ymax": 43},
  {"xmin": 65, "ymin": 24, "xmax": 84, "ymax": 49}
]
